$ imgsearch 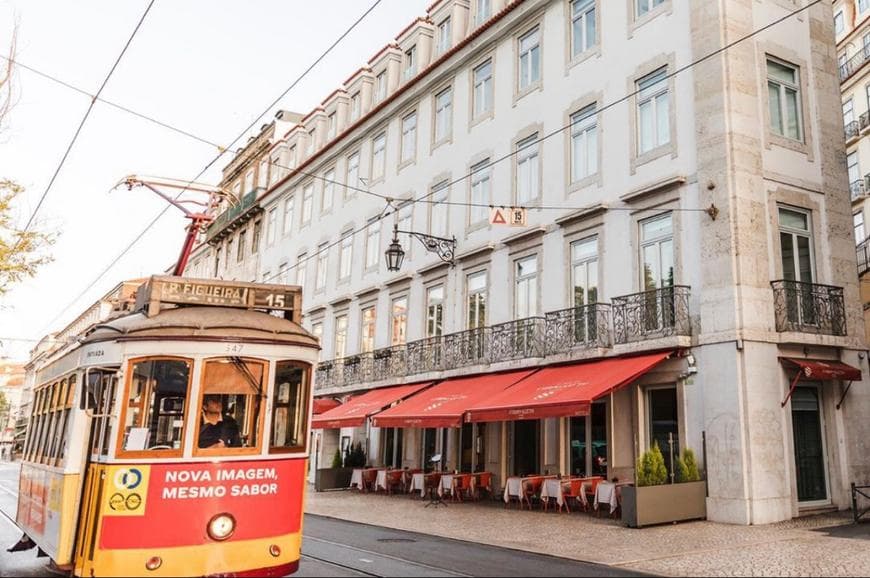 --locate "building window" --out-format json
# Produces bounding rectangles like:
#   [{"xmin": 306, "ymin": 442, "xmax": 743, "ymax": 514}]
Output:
[
  {"xmin": 226, "ymin": 238, "xmax": 234, "ymax": 269},
  {"xmin": 278, "ymin": 262, "xmax": 289, "ymax": 285},
  {"xmin": 516, "ymin": 134, "xmax": 540, "ymax": 204},
  {"xmin": 322, "ymin": 168, "xmax": 335, "ymax": 213},
  {"xmin": 647, "ymin": 386, "xmax": 679, "ymax": 475},
  {"xmin": 315, "ymin": 243, "xmax": 328, "ymax": 291},
  {"xmin": 571, "ymin": 0, "xmax": 596, "ymax": 57},
  {"xmin": 392, "ymin": 297, "xmax": 408, "ymax": 346},
  {"xmin": 437, "ymin": 17, "xmax": 452, "ymax": 55},
  {"xmin": 767, "ymin": 58, "xmax": 802, "ymax": 141},
  {"xmin": 404, "ymin": 45, "xmax": 417, "ymax": 80},
  {"xmin": 430, "ymin": 181, "xmax": 449, "ymax": 238},
  {"xmin": 287, "ymin": 145, "xmax": 297, "ymax": 170},
  {"xmin": 844, "ymin": 99, "xmax": 855, "ymax": 126},
  {"xmin": 572, "ymin": 237, "xmax": 599, "ymax": 307},
  {"xmin": 475, "ymin": 0, "xmax": 491, "ymax": 26},
  {"xmin": 515, "ymin": 255, "xmax": 539, "ymax": 318},
  {"xmin": 865, "ymin": 32, "xmax": 870, "ymax": 57},
  {"xmin": 779, "ymin": 207, "xmax": 814, "ymax": 283},
  {"xmin": 848, "ymin": 152, "xmax": 861, "ymax": 187},
  {"xmin": 307, "ymin": 129, "xmax": 316, "ymax": 156},
  {"xmin": 473, "ymin": 60, "xmax": 494, "ymax": 119},
  {"xmin": 518, "ymin": 27, "xmax": 541, "ymax": 92},
  {"xmin": 434, "ymin": 87, "xmax": 453, "ymax": 142},
  {"xmin": 327, "ymin": 112, "xmax": 337, "ymax": 140},
  {"xmin": 835, "ymin": 11, "xmax": 844, "ymax": 35},
  {"xmin": 244, "ymin": 170, "xmax": 255, "ymax": 194},
  {"xmin": 283, "ymin": 195, "xmax": 295, "ymax": 236},
  {"xmin": 346, "ymin": 152, "xmax": 360, "ymax": 199},
  {"xmin": 233, "ymin": 181, "xmax": 241, "ymax": 200},
  {"xmin": 350, "ymin": 92, "xmax": 361, "ymax": 121},
  {"xmin": 571, "ymin": 104, "xmax": 598, "ymax": 182},
  {"xmin": 269, "ymin": 154, "xmax": 281, "ymax": 185},
  {"xmin": 640, "ymin": 213, "xmax": 674, "ymax": 290},
  {"xmin": 401, "ymin": 112, "xmax": 417, "ymax": 163},
  {"xmin": 470, "ymin": 160, "xmax": 491, "ymax": 224},
  {"xmin": 334, "ymin": 315, "xmax": 348, "ymax": 358},
  {"xmin": 361, "ymin": 306, "xmax": 376, "ymax": 353},
  {"xmin": 267, "ymin": 208, "xmax": 277, "ymax": 246},
  {"xmin": 855, "ymin": 212, "xmax": 866, "ymax": 243},
  {"xmin": 237, "ymin": 229, "xmax": 246, "ymax": 262},
  {"xmin": 637, "ymin": 0, "xmax": 665, "ymax": 18},
  {"xmin": 637, "ymin": 67, "xmax": 670, "ymax": 154},
  {"xmin": 365, "ymin": 219, "xmax": 380, "ymax": 270},
  {"xmin": 339, "ymin": 232, "xmax": 353, "ymax": 281},
  {"xmin": 397, "ymin": 200, "xmax": 413, "ymax": 260},
  {"xmin": 467, "ymin": 271, "xmax": 487, "ymax": 329},
  {"xmin": 259, "ymin": 158, "xmax": 269, "ymax": 188},
  {"xmin": 375, "ymin": 71, "xmax": 387, "ymax": 103},
  {"xmin": 372, "ymin": 132, "xmax": 387, "ymax": 180},
  {"xmin": 251, "ymin": 219, "xmax": 262, "ymax": 254},
  {"xmin": 301, "ymin": 183, "xmax": 314, "ymax": 225},
  {"xmin": 426, "ymin": 285, "xmax": 444, "ymax": 337},
  {"xmin": 296, "ymin": 253, "xmax": 307, "ymax": 289}
]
